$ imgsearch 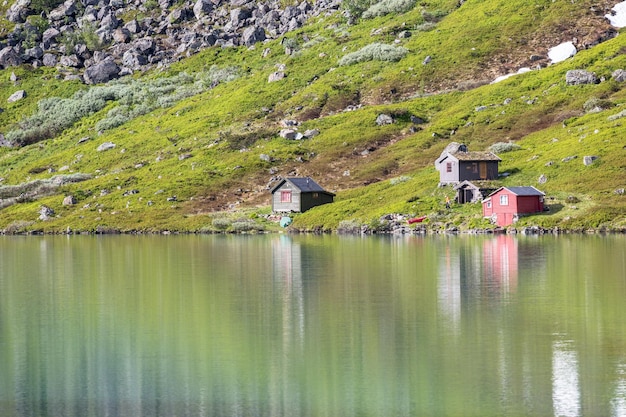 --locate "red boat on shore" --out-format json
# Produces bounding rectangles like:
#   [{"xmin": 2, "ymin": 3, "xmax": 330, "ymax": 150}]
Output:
[{"xmin": 407, "ymin": 216, "xmax": 427, "ymax": 224}]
